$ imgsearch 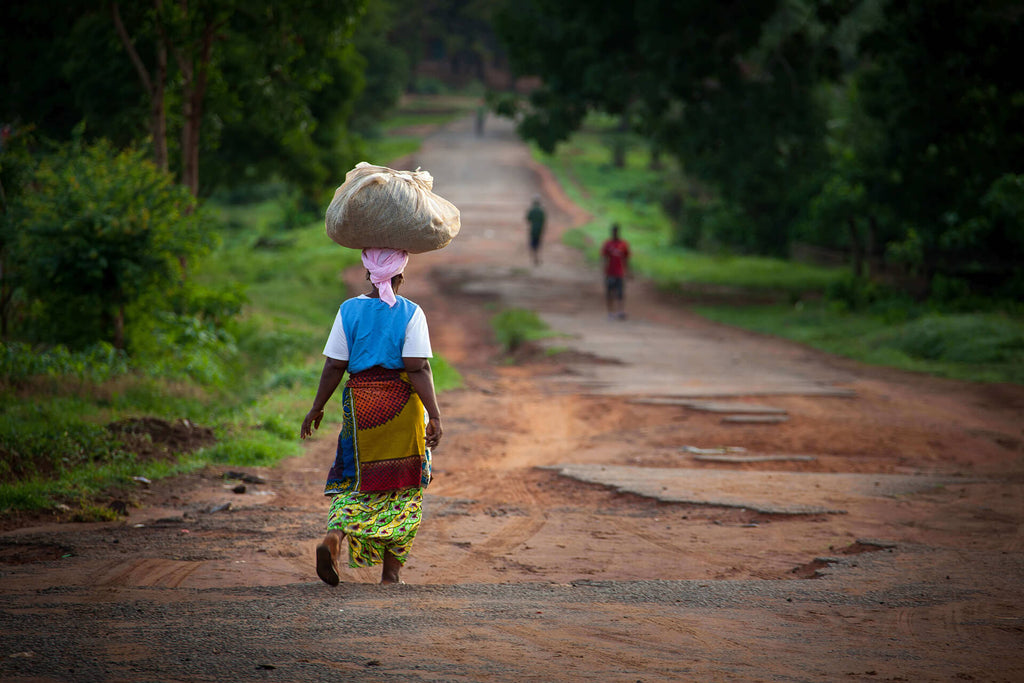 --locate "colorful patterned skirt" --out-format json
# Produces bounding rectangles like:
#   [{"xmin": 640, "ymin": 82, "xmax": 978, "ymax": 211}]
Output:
[
  {"xmin": 323, "ymin": 367, "xmax": 431, "ymax": 567},
  {"xmin": 327, "ymin": 489, "xmax": 422, "ymax": 567}
]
